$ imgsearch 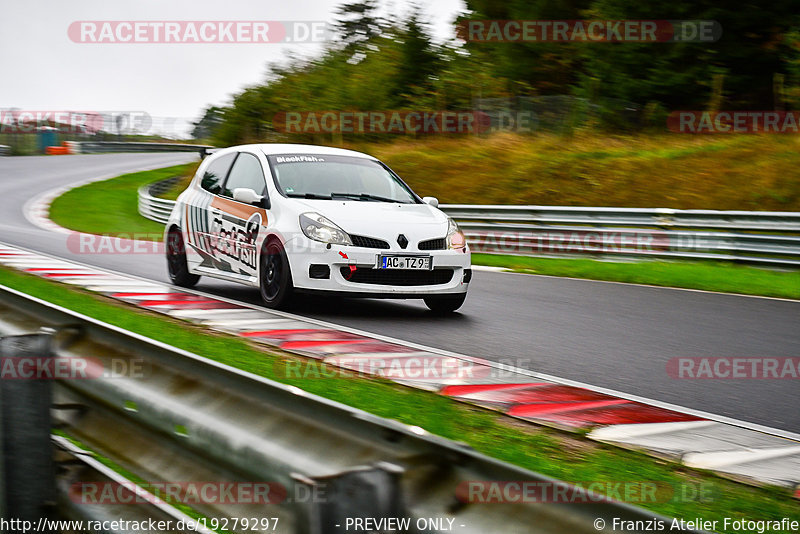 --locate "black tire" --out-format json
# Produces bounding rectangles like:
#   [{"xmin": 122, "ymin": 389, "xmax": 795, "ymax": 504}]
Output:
[
  {"xmin": 166, "ymin": 228, "xmax": 200, "ymax": 288},
  {"xmin": 424, "ymin": 293, "xmax": 467, "ymax": 314},
  {"xmin": 259, "ymin": 240, "xmax": 294, "ymax": 309}
]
